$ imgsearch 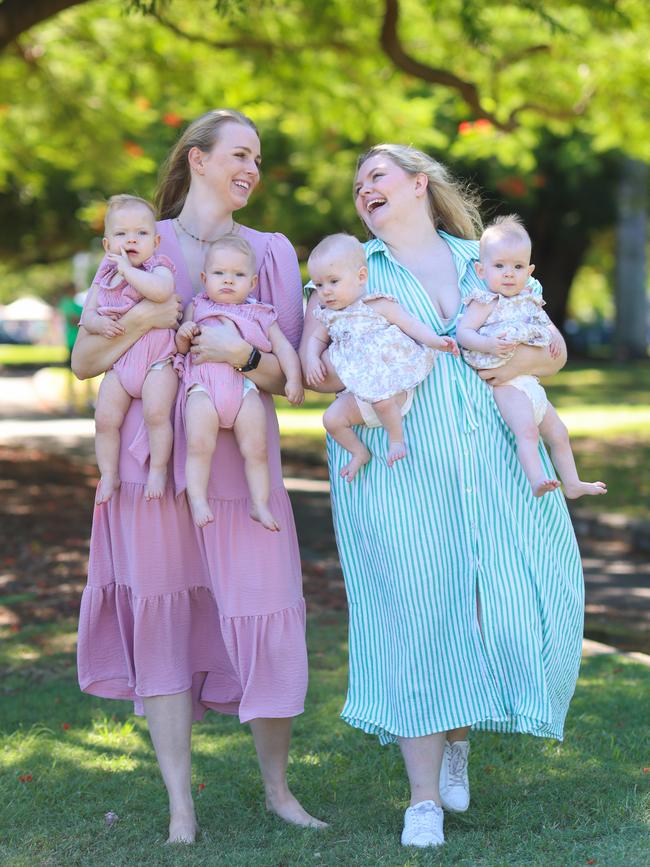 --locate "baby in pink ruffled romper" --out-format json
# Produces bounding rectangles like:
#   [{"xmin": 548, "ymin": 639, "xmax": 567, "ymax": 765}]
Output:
[
  {"xmin": 176, "ymin": 234, "xmax": 304, "ymax": 530},
  {"xmin": 82, "ymin": 195, "xmax": 178, "ymax": 504}
]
